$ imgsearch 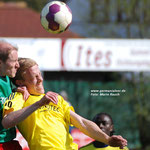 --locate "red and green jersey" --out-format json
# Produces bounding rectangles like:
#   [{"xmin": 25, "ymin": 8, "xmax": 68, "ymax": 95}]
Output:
[{"xmin": 0, "ymin": 76, "xmax": 16, "ymax": 143}]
